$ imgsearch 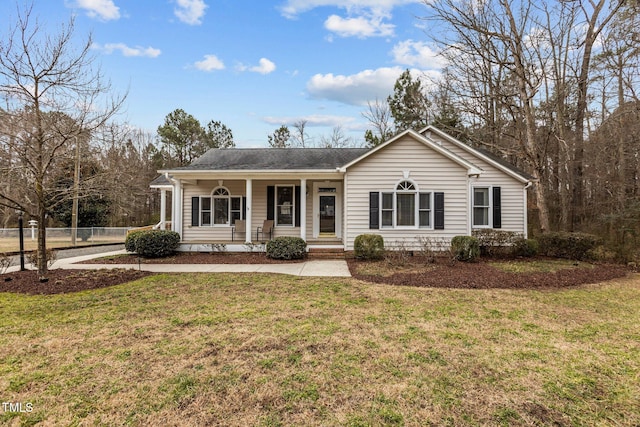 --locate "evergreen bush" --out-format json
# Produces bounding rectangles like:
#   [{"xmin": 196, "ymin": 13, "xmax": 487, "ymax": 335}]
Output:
[
  {"xmin": 125, "ymin": 229, "xmax": 147, "ymax": 252},
  {"xmin": 266, "ymin": 236, "xmax": 307, "ymax": 260},
  {"xmin": 354, "ymin": 234, "xmax": 385, "ymax": 260},
  {"xmin": 512, "ymin": 238, "xmax": 539, "ymax": 257},
  {"xmin": 537, "ymin": 232, "xmax": 600, "ymax": 260},
  {"xmin": 133, "ymin": 230, "xmax": 180, "ymax": 258},
  {"xmin": 451, "ymin": 235, "xmax": 480, "ymax": 262},
  {"xmin": 472, "ymin": 229, "xmax": 521, "ymax": 257}
]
